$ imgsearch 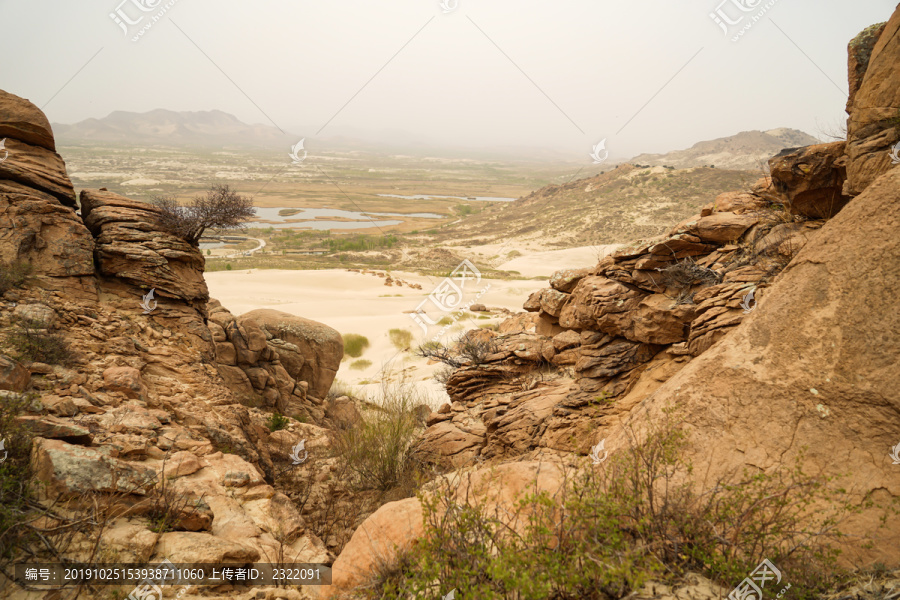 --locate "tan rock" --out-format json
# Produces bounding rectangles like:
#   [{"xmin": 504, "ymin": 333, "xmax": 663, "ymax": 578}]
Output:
[
  {"xmin": 613, "ymin": 167, "xmax": 900, "ymax": 565},
  {"xmin": 215, "ymin": 341, "xmax": 237, "ymax": 365},
  {"xmin": 152, "ymin": 531, "xmax": 260, "ymax": 563},
  {"xmin": 31, "ymin": 438, "xmax": 156, "ymax": 499},
  {"xmin": 0, "ymin": 136, "xmax": 77, "ymax": 206},
  {"xmin": 316, "ymin": 497, "xmax": 423, "ymax": 599},
  {"xmin": 845, "ymin": 9, "xmax": 900, "ymax": 196},
  {"xmin": 228, "ymin": 317, "xmax": 269, "ymax": 364},
  {"xmin": 0, "ymin": 355, "xmax": 30, "ymax": 392},
  {"xmin": 324, "ymin": 395, "xmax": 361, "ymax": 429},
  {"xmin": 13, "ymin": 303, "xmax": 57, "ymax": 327},
  {"xmin": 242, "ymin": 309, "xmax": 343, "ymax": 400},
  {"xmin": 102, "ymin": 366, "xmax": 145, "ymax": 399},
  {"xmin": 15, "ymin": 415, "xmax": 91, "ymax": 444},
  {"xmin": 687, "ymin": 212, "xmax": 758, "ymax": 244},
  {"xmin": 80, "ymin": 189, "xmax": 209, "ymax": 305},
  {"xmin": 0, "ymin": 89, "xmax": 57, "ymax": 151},
  {"xmin": 768, "ymin": 142, "xmax": 849, "ymax": 218},
  {"xmin": 98, "ymin": 521, "xmax": 159, "ymax": 563},
  {"xmin": 549, "ymin": 267, "xmax": 592, "ymax": 293}
]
